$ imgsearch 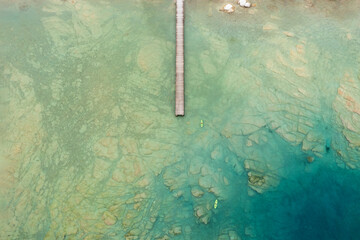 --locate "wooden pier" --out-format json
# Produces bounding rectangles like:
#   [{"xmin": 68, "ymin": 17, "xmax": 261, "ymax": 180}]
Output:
[{"xmin": 175, "ymin": 0, "xmax": 185, "ymax": 116}]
